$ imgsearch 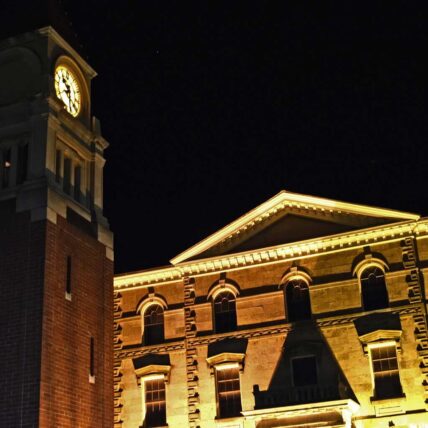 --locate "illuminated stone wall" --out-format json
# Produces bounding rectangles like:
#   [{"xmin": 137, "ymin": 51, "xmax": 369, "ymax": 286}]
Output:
[{"xmin": 115, "ymin": 196, "xmax": 428, "ymax": 427}]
